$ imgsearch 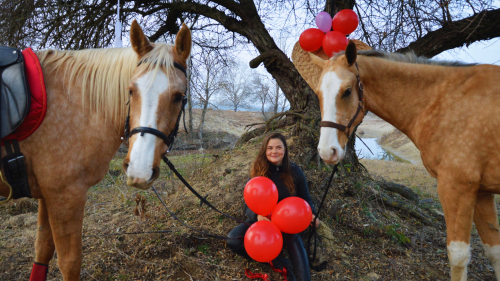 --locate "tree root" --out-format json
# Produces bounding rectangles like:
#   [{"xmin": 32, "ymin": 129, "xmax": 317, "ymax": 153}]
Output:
[
  {"xmin": 380, "ymin": 195, "xmax": 444, "ymax": 230},
  {"xmin": 375, "ymin": 180, "xmax": 419, "ymax": 202},
  {"xmin": 237, "ymin": 110, "xmax": 305, "ymax": 146}
]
